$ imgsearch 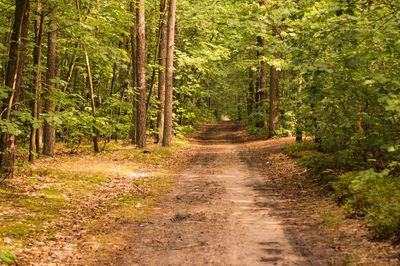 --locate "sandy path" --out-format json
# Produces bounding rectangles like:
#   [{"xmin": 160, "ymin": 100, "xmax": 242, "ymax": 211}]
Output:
[{"xmin": 107, "ymin": 122, "xmax": 323, "ymax": 265}]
